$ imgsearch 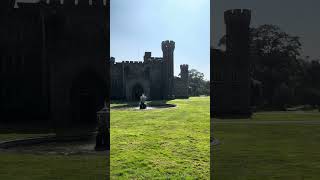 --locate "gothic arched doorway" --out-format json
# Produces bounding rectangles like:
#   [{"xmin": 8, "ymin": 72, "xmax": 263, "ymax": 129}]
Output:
[
  {"xmin": 131, "ymin": 84, "xmax": 144, "ymax": 101},
  {"xmin": 70, "ymin": 70, "xmax": 107, "ymax": 128}
]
